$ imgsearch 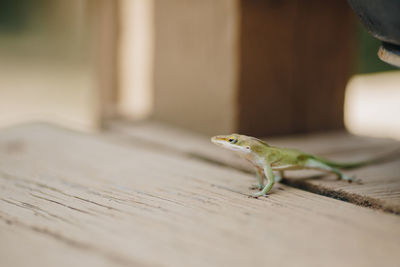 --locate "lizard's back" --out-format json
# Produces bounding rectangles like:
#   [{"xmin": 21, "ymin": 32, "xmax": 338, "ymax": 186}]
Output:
[{"xmin": 267, "ymin": 146, "xmax": 313, "ymax": 166}]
